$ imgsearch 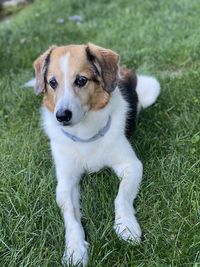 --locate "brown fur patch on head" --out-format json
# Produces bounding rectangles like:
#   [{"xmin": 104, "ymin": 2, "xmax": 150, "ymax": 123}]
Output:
[
  {"xmin": 35, "ymin": 44, "xmax": 119, "ymax": 113},
  {"xmin": 89, "ymin": 83, "xmax": 110, "ymax": 110},
  {"xmin": 86, "ymin": 43, "xmax": 120, "ymax": 93},
  {"xmin": 43, "ymin": 89, "xmax": 55, "ymax": 112}
]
